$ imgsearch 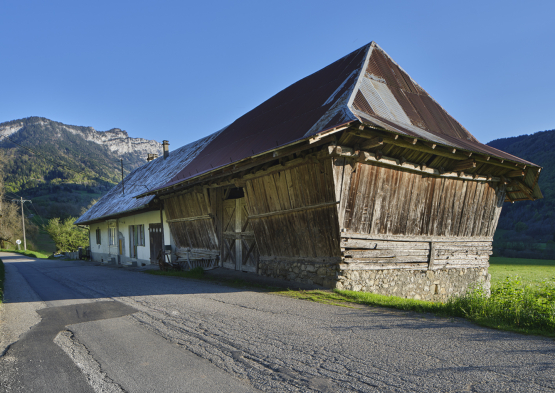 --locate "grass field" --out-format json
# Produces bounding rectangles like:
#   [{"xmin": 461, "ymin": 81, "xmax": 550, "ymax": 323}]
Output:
[
  {"xmin": 489, "ymin": 256, "xmax": 555, "ymax": 284},
  {"xmin": 0, "ymin": 249, "xmax": 51, "ymax": 259}
]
